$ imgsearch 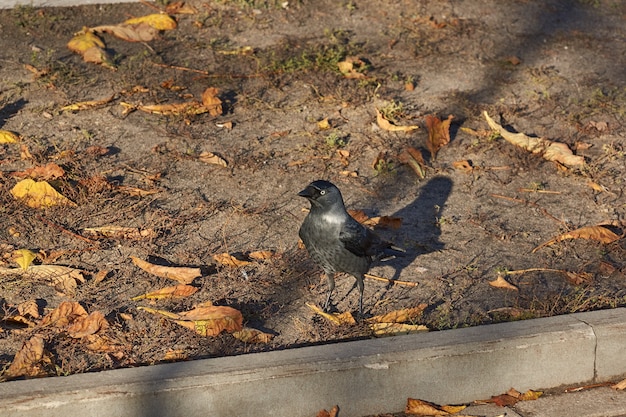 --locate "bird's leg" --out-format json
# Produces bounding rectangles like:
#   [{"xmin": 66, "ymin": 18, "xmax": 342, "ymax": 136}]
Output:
[
  {"xmin": 356, "ymin": 275, "xmax": 364, "ymax": 316},
  {"xmin": 323, "ymin": 272, "xmax": 335, "ymax": 312}
]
